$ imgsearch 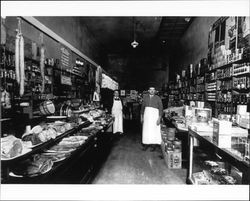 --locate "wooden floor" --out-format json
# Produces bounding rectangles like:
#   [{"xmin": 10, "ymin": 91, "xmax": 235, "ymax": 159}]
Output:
[{"xmin": 92, "ymin": 120, "xmax": 187, "ymax": 184}]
